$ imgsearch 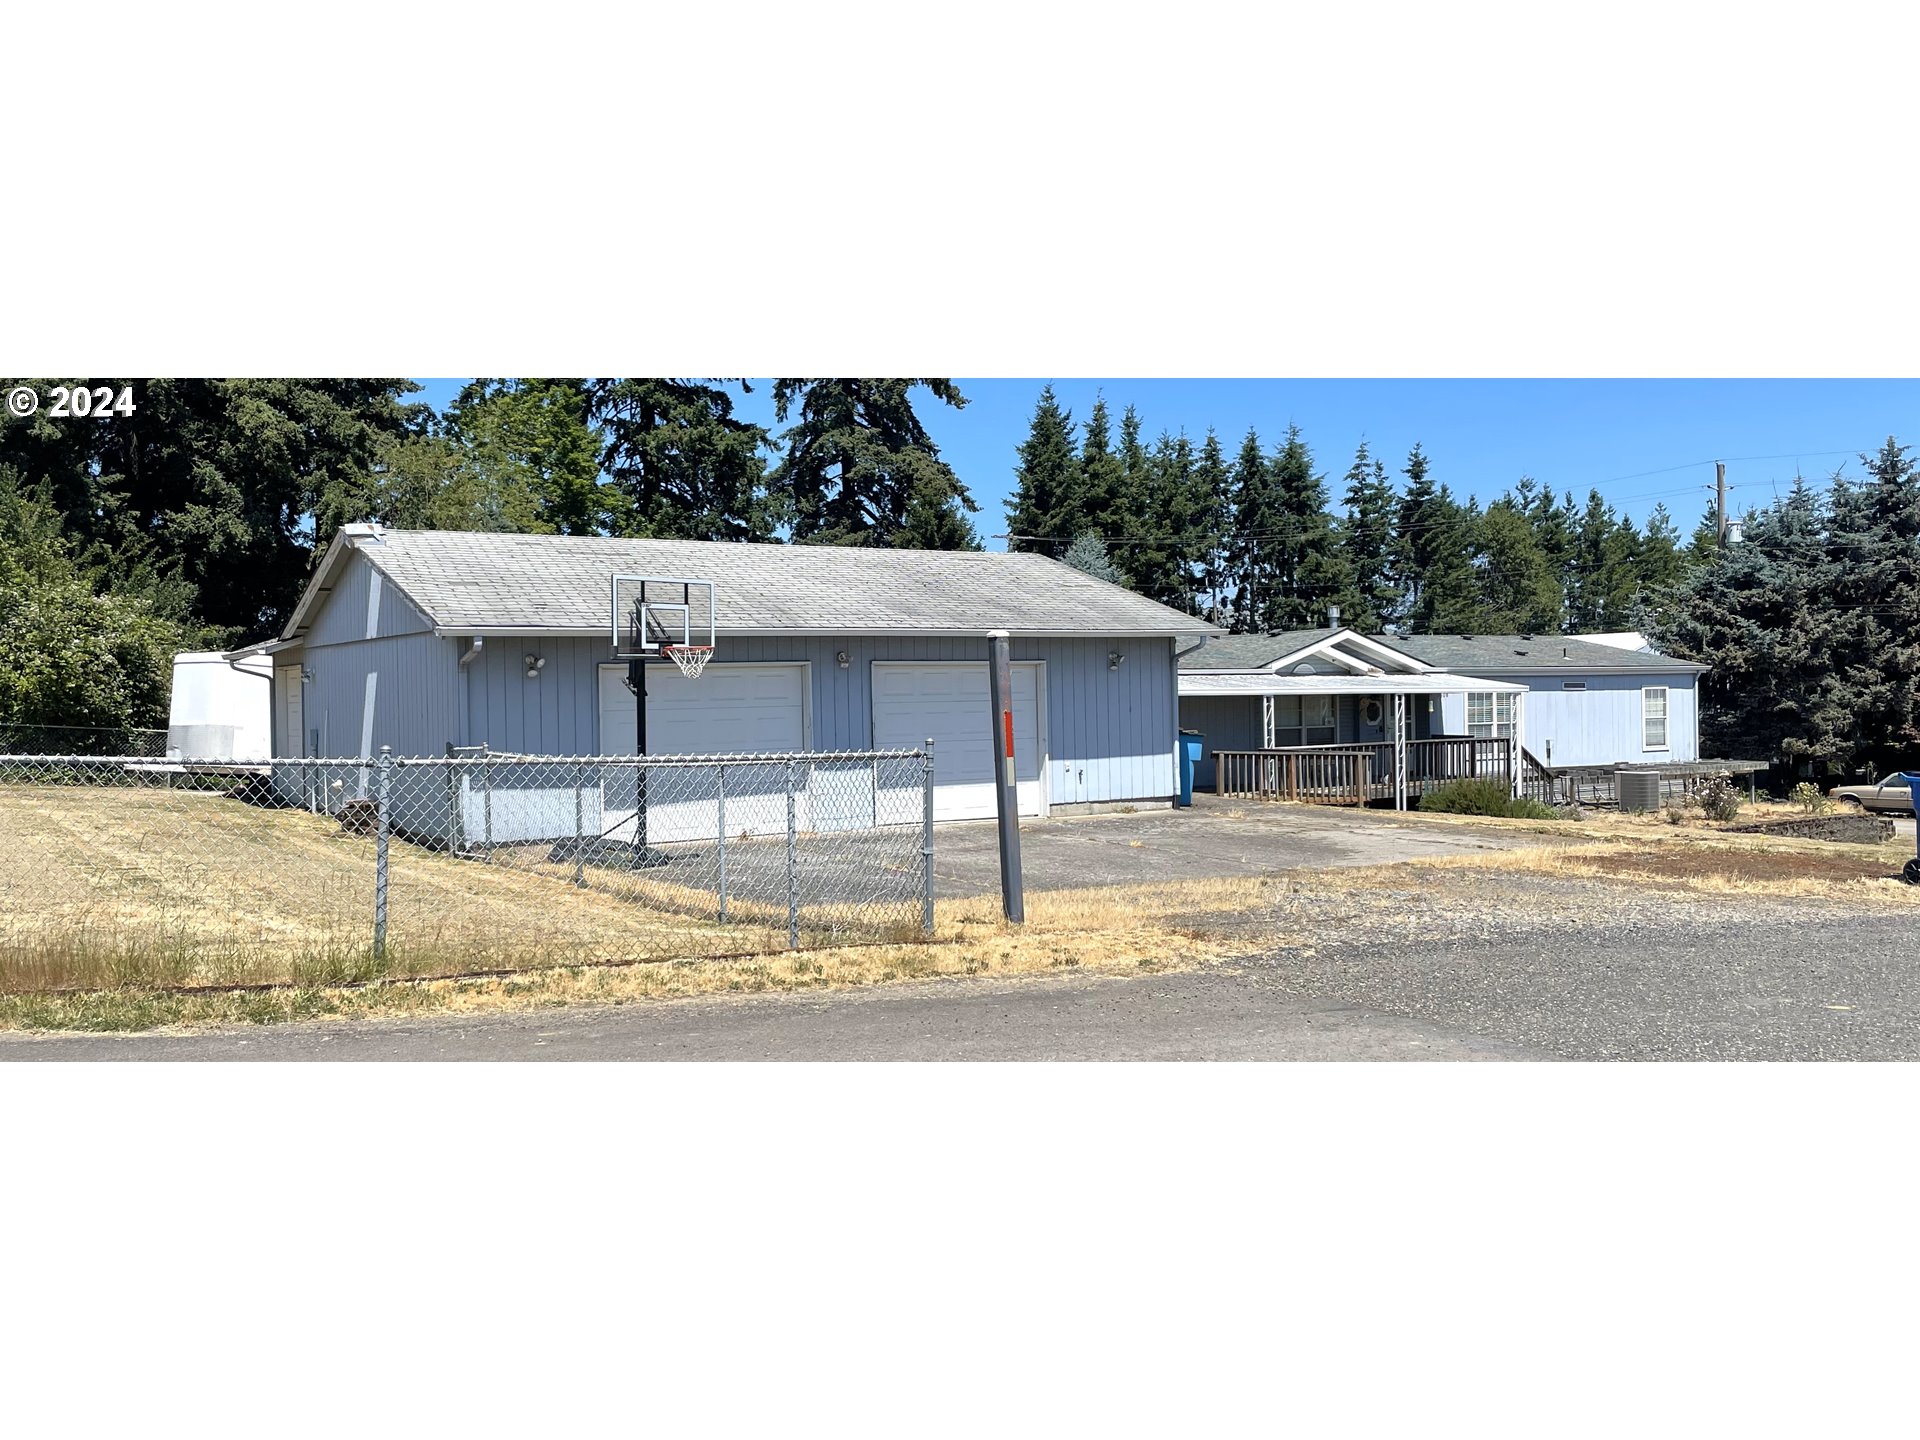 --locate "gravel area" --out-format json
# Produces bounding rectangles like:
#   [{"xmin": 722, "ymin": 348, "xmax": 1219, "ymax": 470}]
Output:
[{"xmin": 1227, "ymin": 871, "xmax": 1920, "ymax": 1060}]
